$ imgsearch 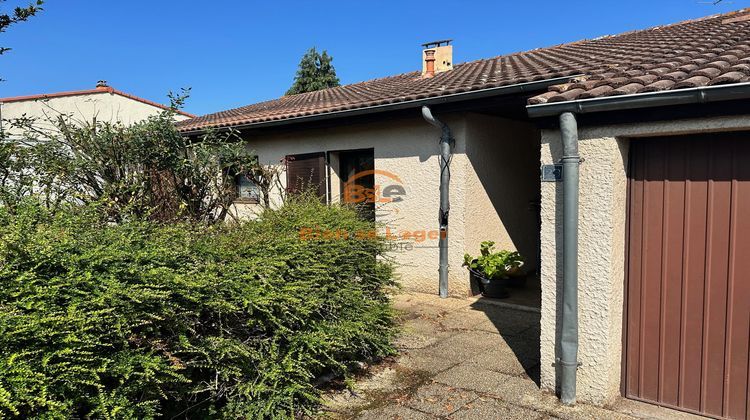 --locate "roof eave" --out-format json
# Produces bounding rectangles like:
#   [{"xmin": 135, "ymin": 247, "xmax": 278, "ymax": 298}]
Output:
[
  {"xmin": 179, "ymin": 74, "xmax": 585, "ymax": 135},
  {"xmin": 526, "ymin": 82, "xmax": 750, "ymax": 118}
]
